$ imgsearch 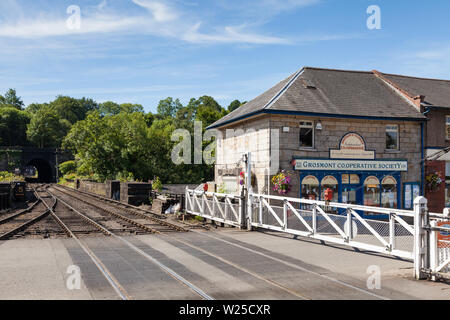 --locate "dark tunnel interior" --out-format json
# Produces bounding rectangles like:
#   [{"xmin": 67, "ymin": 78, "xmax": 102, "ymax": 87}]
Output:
[{"xmin": 25, "ymin": 158, "xmax": 54, "ymax": 183}]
